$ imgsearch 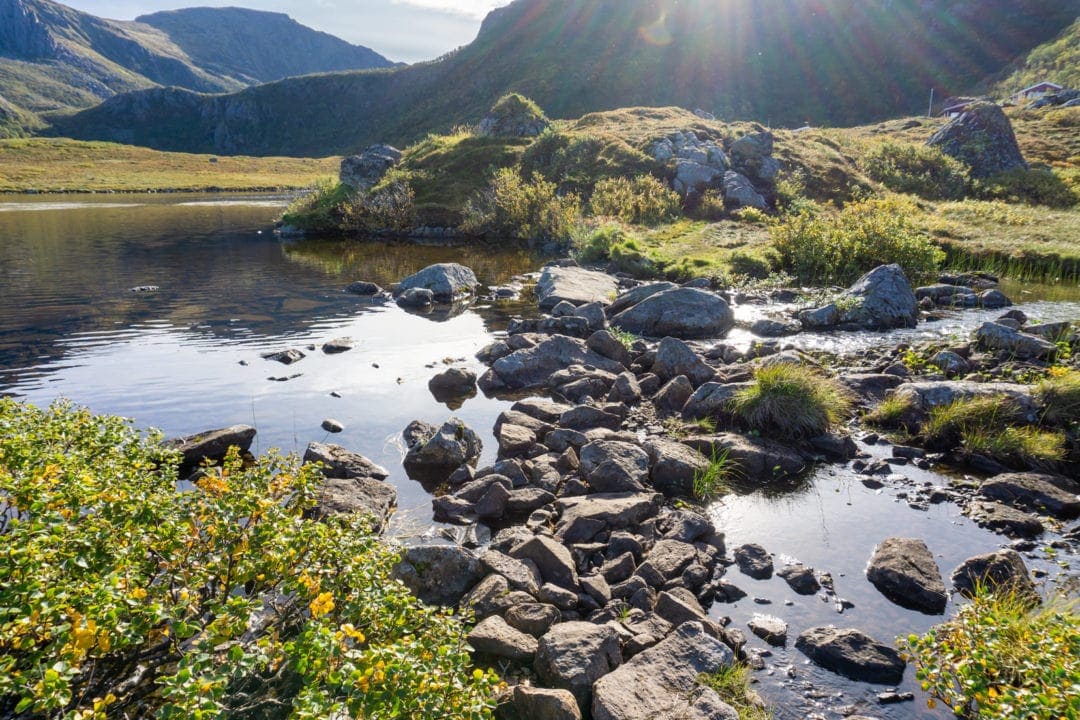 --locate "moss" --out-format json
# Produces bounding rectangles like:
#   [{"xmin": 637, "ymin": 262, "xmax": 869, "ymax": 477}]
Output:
[{"xmin": 730, "ymin": 364, "xmax": 853, "ymax": 440}]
